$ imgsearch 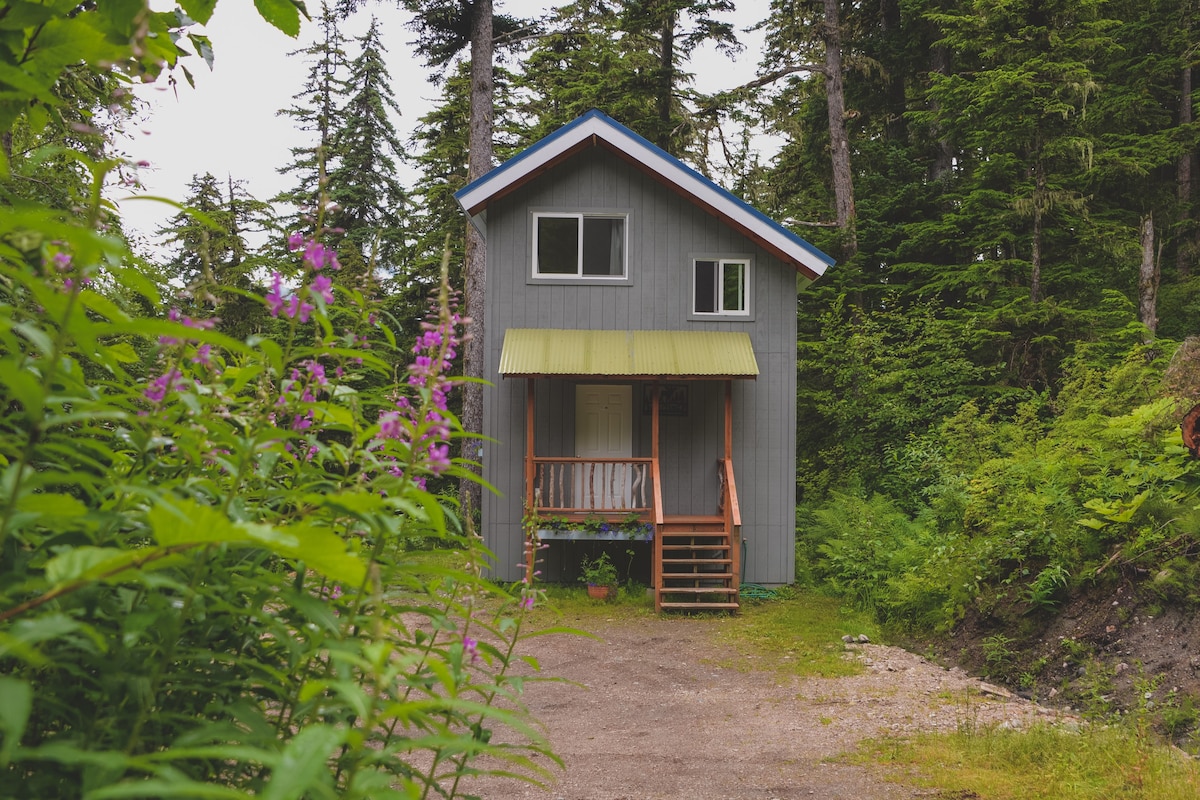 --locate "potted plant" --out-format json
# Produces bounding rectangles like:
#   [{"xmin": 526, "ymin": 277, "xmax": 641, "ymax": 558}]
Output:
[{"xmin": 579, "ymin": 552, "xmax": 618, "ymax": 600}]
